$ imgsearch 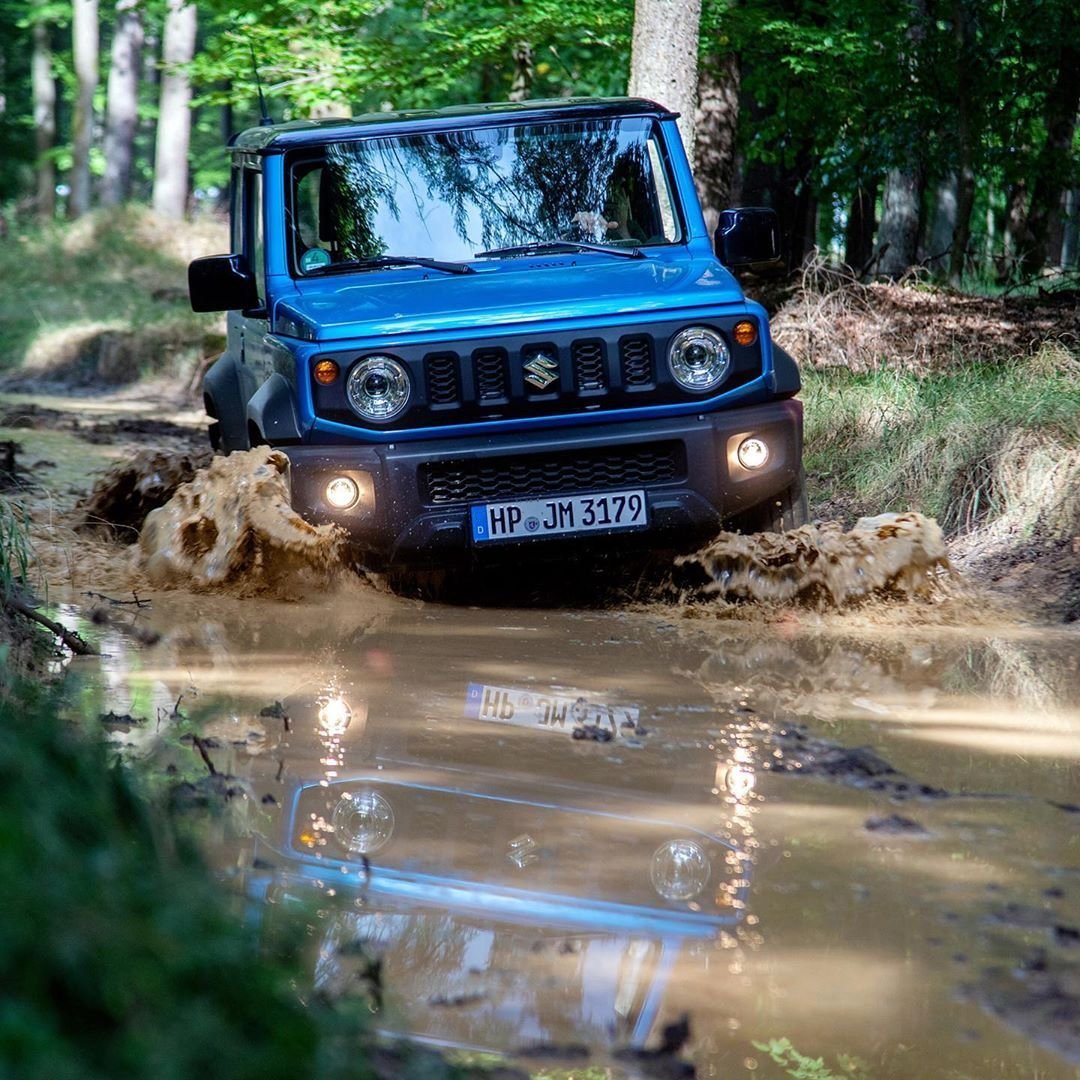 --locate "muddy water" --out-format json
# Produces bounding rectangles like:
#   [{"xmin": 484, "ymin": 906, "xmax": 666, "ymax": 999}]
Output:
[{"xmin": 63, "ymin": 581, "xmax": 1080, "ymax": 1078}]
